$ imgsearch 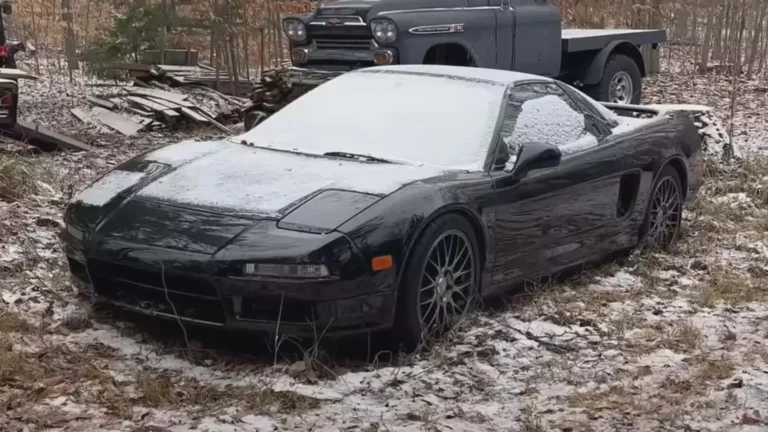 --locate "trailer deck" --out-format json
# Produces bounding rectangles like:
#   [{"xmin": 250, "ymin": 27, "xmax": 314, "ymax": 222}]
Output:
[{"xmin": 561, "ymin": 29, "xmax": 667, "ymax": 52}]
